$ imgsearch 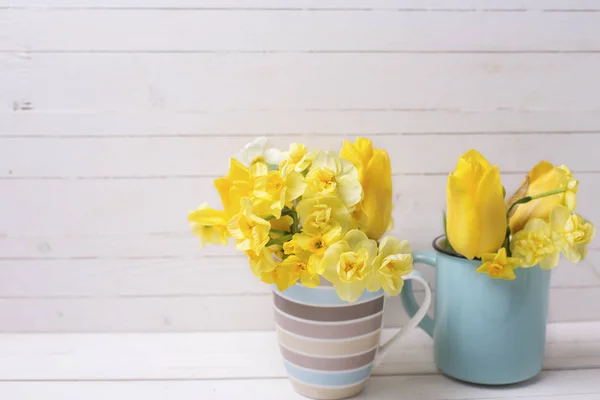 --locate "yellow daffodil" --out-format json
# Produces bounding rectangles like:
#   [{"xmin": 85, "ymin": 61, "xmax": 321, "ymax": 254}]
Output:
[
  {"xmin": 293, "ymin": 225, "xmax": 343, "ymax": 265},
  {"xmin": 213, "ymin": 159, "xmax": 274, "ymax": 219},
  {"xmin": 283, "ymin": 238, "xmax": 302, "ymax": 255},
  {"xmin": 304, "ymin": 151, "xmax": 363, "ymax": 208},
  {"xmin": 340, "ymin": 138, "xmax": 393, "ymax": 240},
  {"xmin": 269, "ymin": 244, "xmax": 285, "ymax": 260},
  {"xmin": 446, "ymin": 149, "xmax": 507, "ymax": 260},
  {"xmin": 321, "ymin": 230, "xmax": 378, "ymax": 302},
  {"xmin": 280, "ymin": 251, "xmax": 320, "ymax": 288},
  {"xmin": 187, "ymin": 203, "xmax": 229, "ymax": 247},
  {"xmin": 511, "ymin": 219, "xmax": 559, "ymax": 269},
  {"xmin": 214, "ymin": 158, "xmax": 251, "ymax": 217},
  {"xmin": 247, "ymin": 248, "xmax": 277, "ymax": 277},
  {"xmin": 280, "ymin": 143, "xmax": 308, "ymax": 174},
  {"xmin": 227, "ymin": 198, "xmax": 271, "ymax": 255},
  {"xmin": 252, "ymin": 169, "xmax": 305, "ymax": 218},
  {"xmin": 261, "ymin": 262, "xmax": 296, "ymax": 292},
  {"xmin": 366, "ymin": 236, "xmax": 413, "ymax": 296},
  {"xmin": 476, "ymin": 248, "xmax": 521, "ymax": 280},
  {"xmin": 234, "ymin": 137, "xmax": 284, "ymax": 167},
  {"xmin": 283, "ymin": 170, "xmax": 307, "ymax": 202},
  {"xmin": 509, "ymin": 161, "xmax": 579, "ymax": 233},
  {"xmin": 550, "ymin": 205, "xmax": 595, "ymax": 263},
  {"xmin": 296, "ymin": 196, "xmax": 351, "ymax": 235}
]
